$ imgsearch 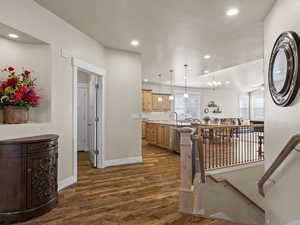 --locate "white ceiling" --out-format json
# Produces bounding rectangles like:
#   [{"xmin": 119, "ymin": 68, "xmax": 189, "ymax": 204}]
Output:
[{"xmin": 35, "ymin": 0, "xmax": 274, "ymax": 87}]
